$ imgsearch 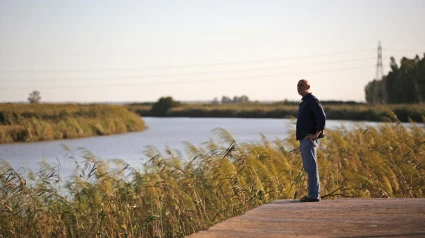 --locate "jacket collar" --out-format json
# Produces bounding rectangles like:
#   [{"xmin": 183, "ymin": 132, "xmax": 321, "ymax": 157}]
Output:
[{"xmin": 301, "ymin": 93, "xmax": 313, "ymax": 101}]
